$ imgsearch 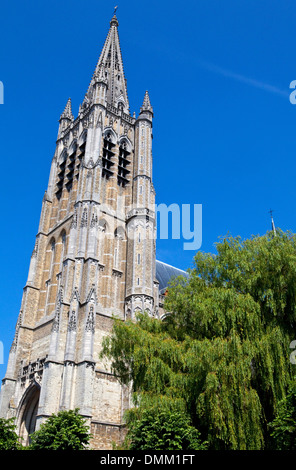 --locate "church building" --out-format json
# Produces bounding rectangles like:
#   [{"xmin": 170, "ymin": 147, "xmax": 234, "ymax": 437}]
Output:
[{"xmin": 0, "ymin": 12, "xmax": 186, "ymax": 449}]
